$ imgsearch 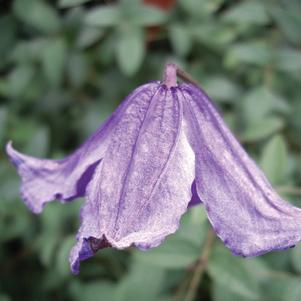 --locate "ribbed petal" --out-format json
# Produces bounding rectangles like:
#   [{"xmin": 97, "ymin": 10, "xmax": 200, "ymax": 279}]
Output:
[
  {"xmin": 181, "ymin": 83, "xmax": 301, "ymax": 257},
  {"xmin": 70, "ymin": 86, "xmax": 195, "ymax": 273},
  {"xmin": 6, "ymin": 82, "xmax": 160, "ymax": 213}
]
